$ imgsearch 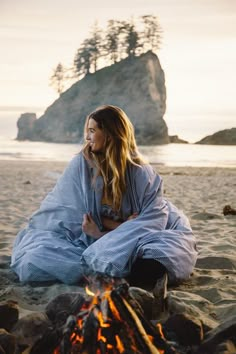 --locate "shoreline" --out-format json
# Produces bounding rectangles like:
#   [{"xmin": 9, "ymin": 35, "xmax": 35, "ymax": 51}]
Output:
[{"xmin": 1, "ymin": 139, "xmax": 236, "ymax": 168}]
